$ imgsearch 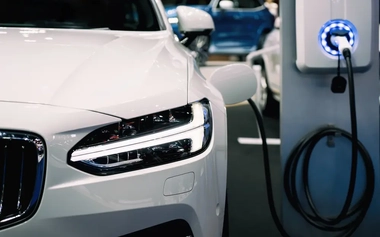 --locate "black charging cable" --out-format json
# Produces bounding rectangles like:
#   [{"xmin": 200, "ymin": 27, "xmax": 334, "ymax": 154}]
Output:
[{"xmin": 247, "ymin": 48, "xmax": 375, "ymax": 237}]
